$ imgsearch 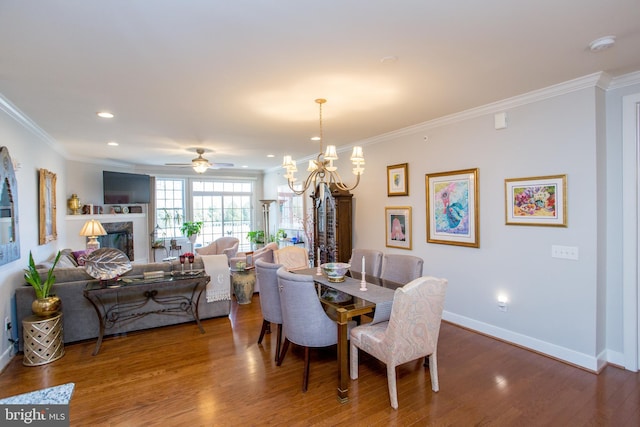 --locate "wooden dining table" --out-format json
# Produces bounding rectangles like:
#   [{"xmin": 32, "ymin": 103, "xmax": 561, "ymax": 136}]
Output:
[{"xmin": 296, "ymin": 268, "xmax": 401, "ymax": 403}]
